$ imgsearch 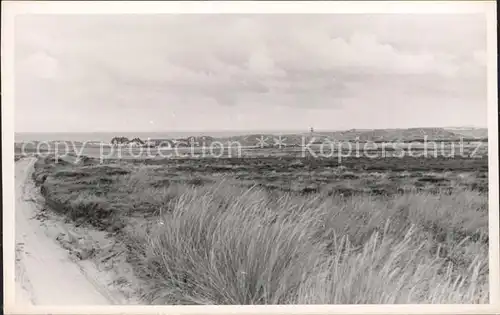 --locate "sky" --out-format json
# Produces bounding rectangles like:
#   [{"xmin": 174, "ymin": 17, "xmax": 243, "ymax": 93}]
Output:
[{"xmin": 14, "ymin": 14, "xmax": 487, "ymax": 133}]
